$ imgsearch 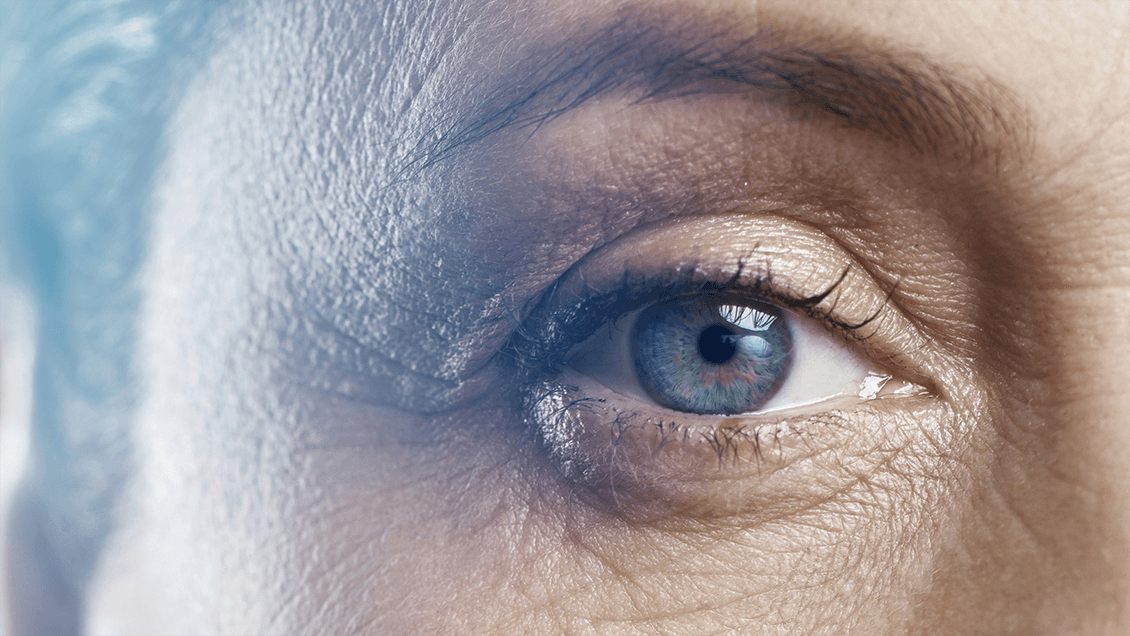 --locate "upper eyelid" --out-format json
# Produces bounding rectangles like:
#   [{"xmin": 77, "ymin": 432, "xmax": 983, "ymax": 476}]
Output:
[
  {"xmin": 504, "ymin": 213, "xmax": 939, "ymax": 394},
  {"xmin": 514, "ymin": 265, "xmax": 839, "ymax": 369}
]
